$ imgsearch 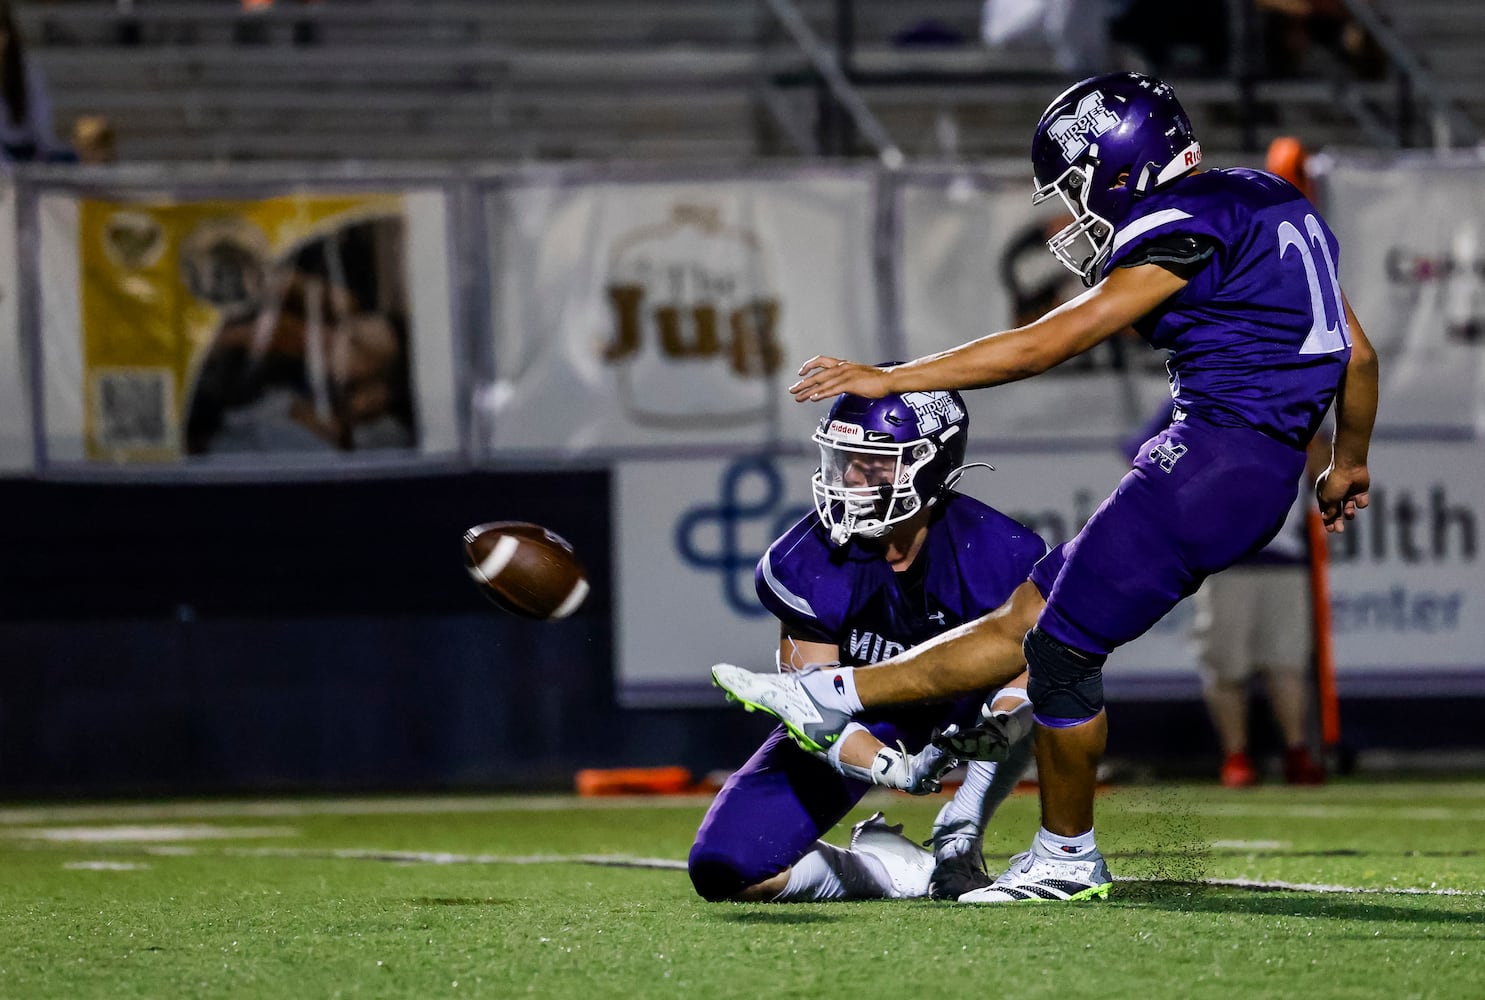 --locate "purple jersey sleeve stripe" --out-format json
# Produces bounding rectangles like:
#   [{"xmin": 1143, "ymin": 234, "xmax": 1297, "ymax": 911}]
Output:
[
  {"xmin": 759, "ymin": 549, "xmax": 818, "ymax": 621},
  {"xmin": 1109, "ymin": 208, "xmax": 1194, "ymax": 259}
]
